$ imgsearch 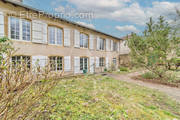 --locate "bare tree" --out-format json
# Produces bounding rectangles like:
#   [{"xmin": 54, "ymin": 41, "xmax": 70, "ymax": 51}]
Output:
[{"xmin": 0, "ymin": 37, "xmax": 64, "ymax": 119}]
